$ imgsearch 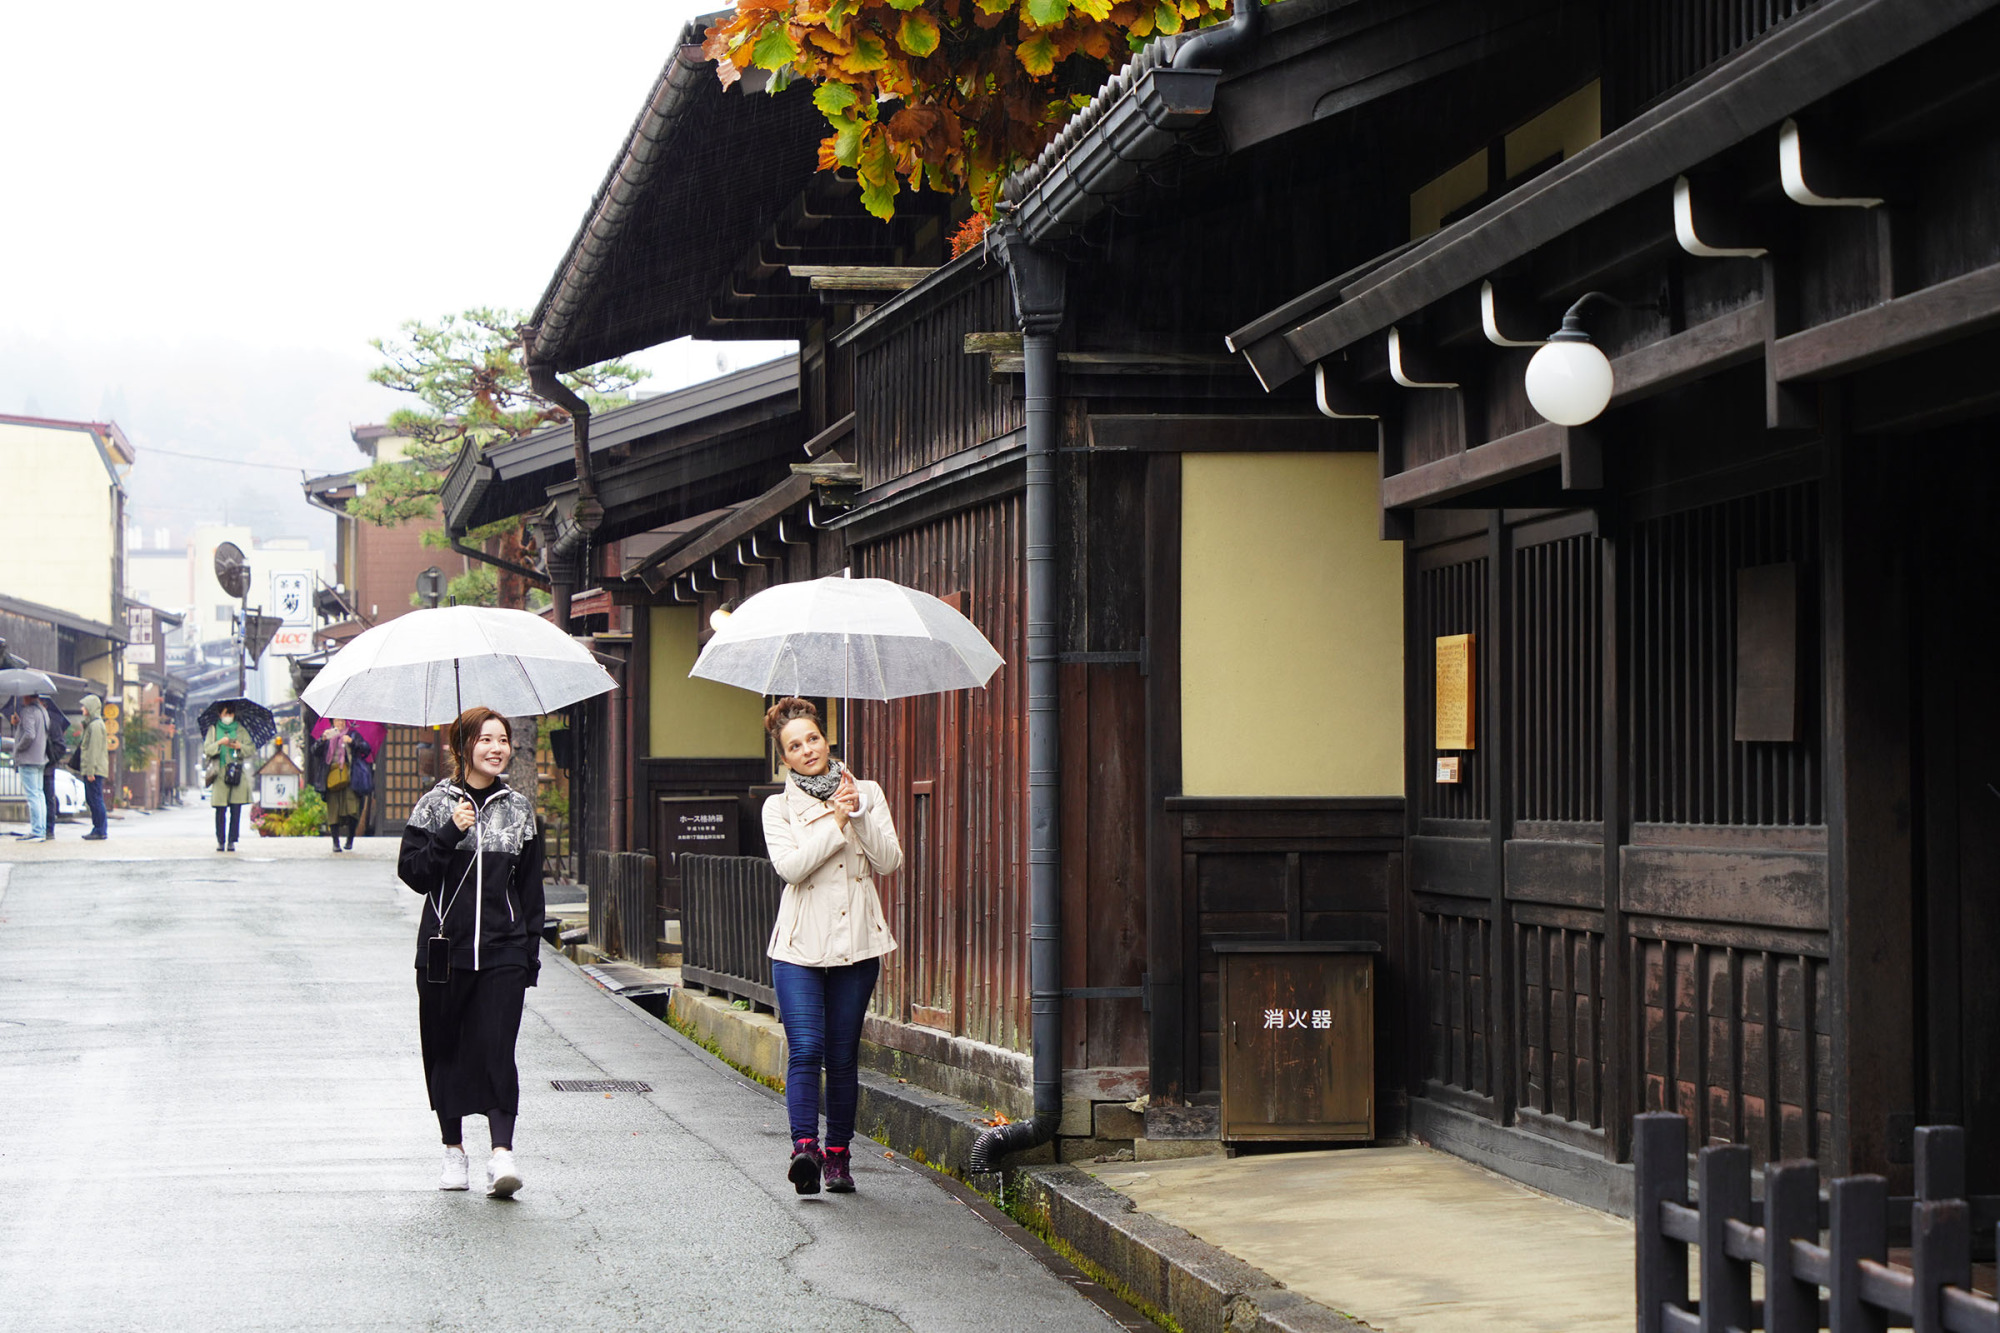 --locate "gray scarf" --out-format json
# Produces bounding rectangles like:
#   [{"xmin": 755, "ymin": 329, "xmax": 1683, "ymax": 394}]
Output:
[{"xmin": 790, "ymin": 759, "xmax": 846, "ymax": 802}]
